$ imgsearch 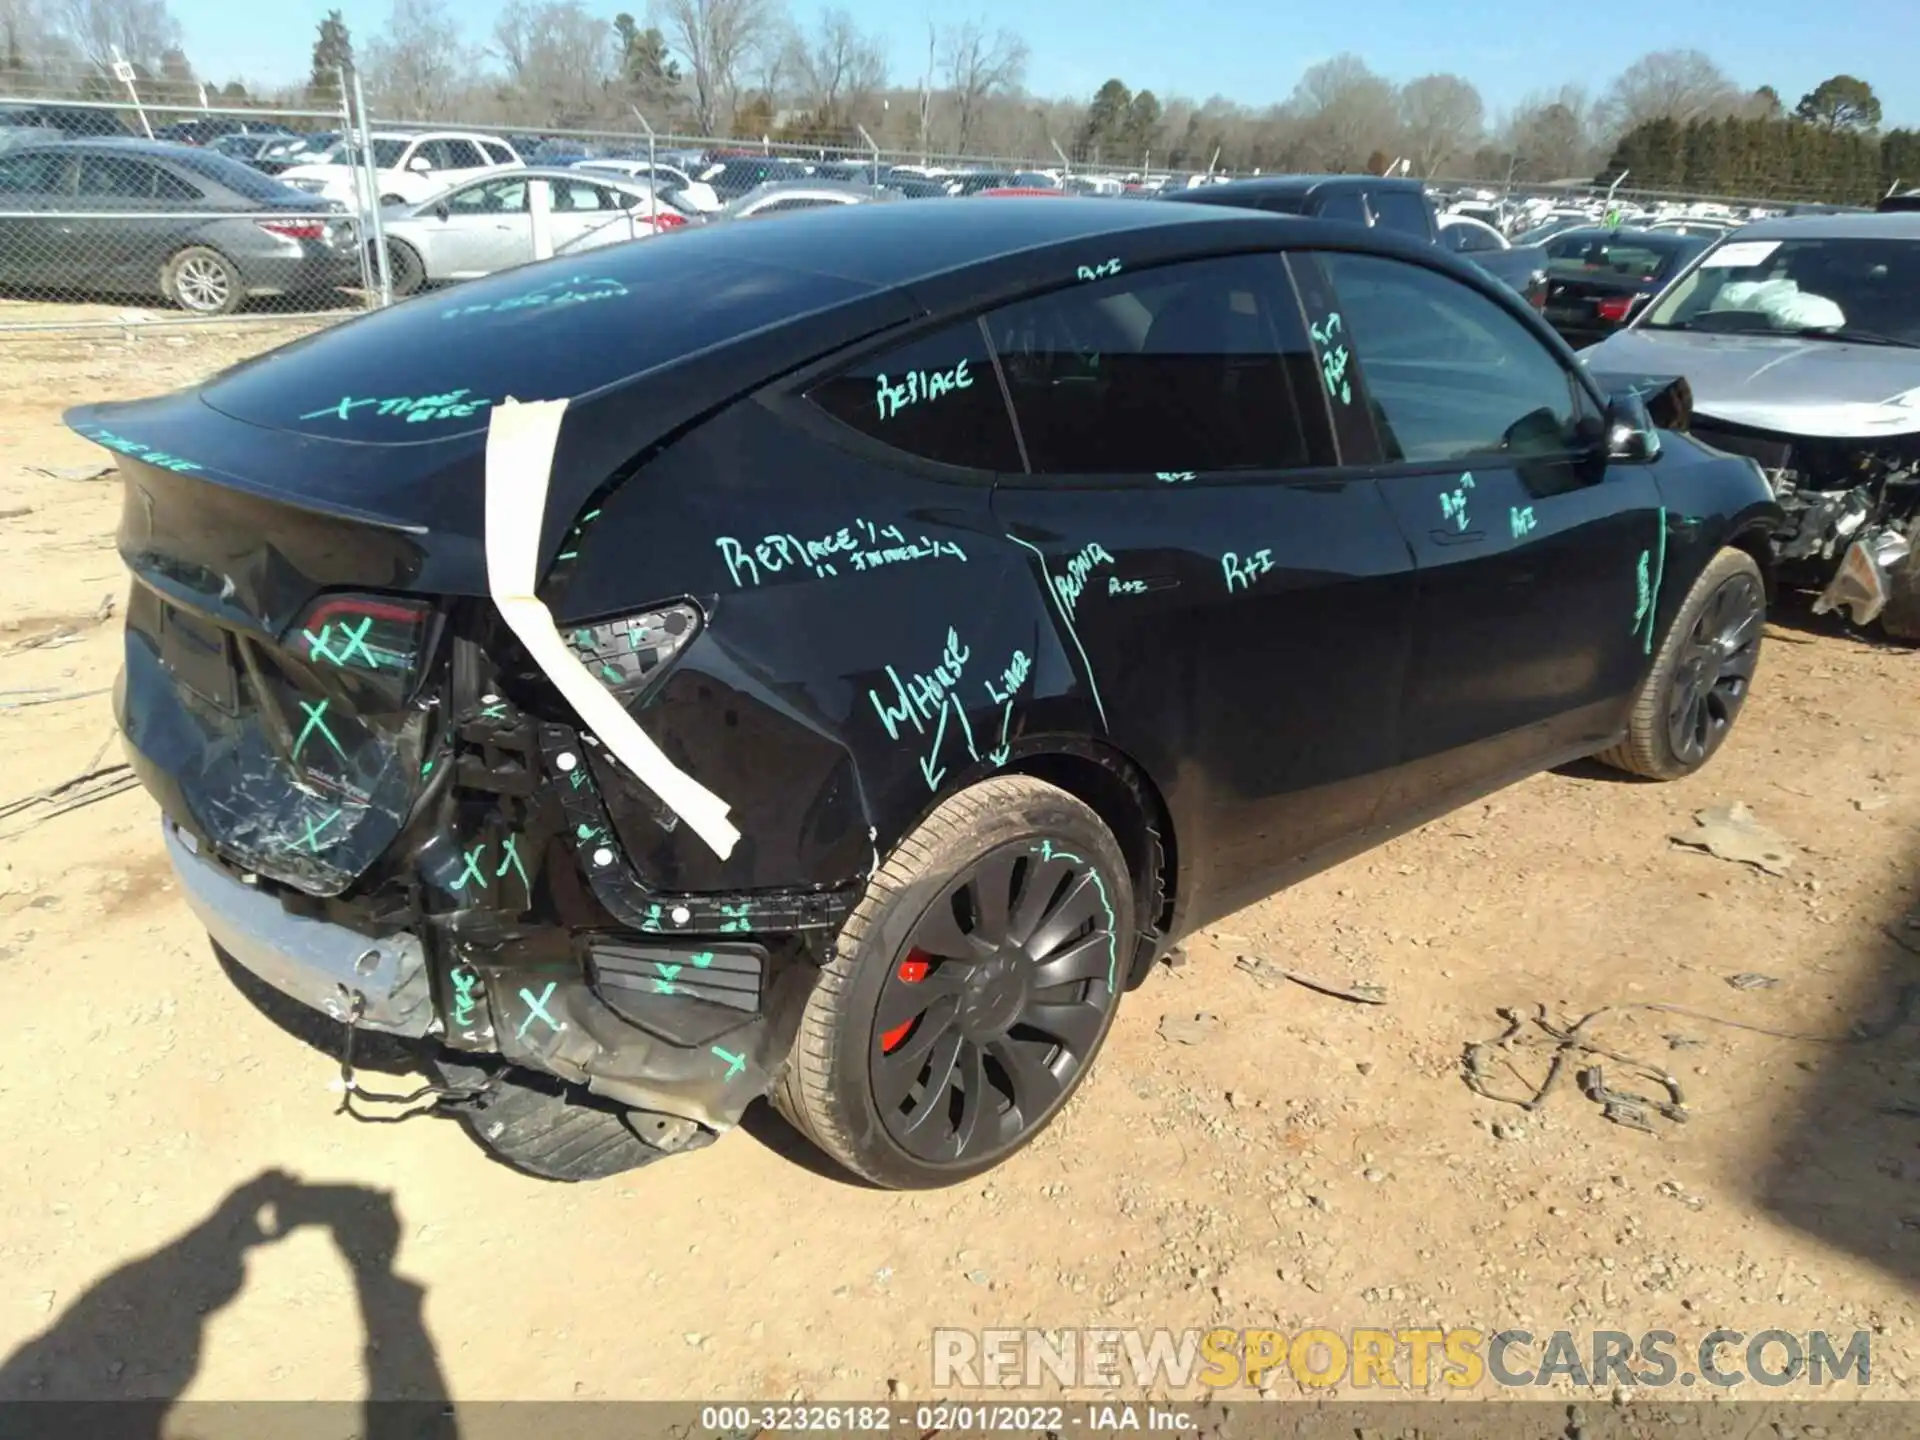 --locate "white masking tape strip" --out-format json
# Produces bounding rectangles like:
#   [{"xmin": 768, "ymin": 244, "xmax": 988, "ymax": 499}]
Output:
[{"xmin": 484, "ymin": 397, "xmax": 740, "ymax": 860}]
